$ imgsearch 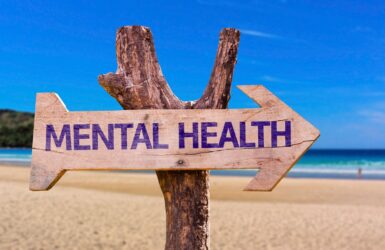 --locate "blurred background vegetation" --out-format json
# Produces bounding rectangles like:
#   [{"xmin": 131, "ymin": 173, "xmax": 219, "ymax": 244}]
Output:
[{"xmin": 0, "ymin": 110, "xmax": 33, "ymax": 147}]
